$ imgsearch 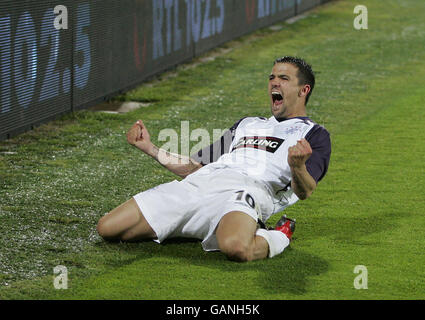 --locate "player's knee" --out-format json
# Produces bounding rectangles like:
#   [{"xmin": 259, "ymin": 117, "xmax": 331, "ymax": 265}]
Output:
[
  {"xmin": 221, "ymin": 238, "xmax": 251, "ymax": 262},
  {"xmin": 96, "ymin": 214, "xmax": 115, "ymax": 240}
]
